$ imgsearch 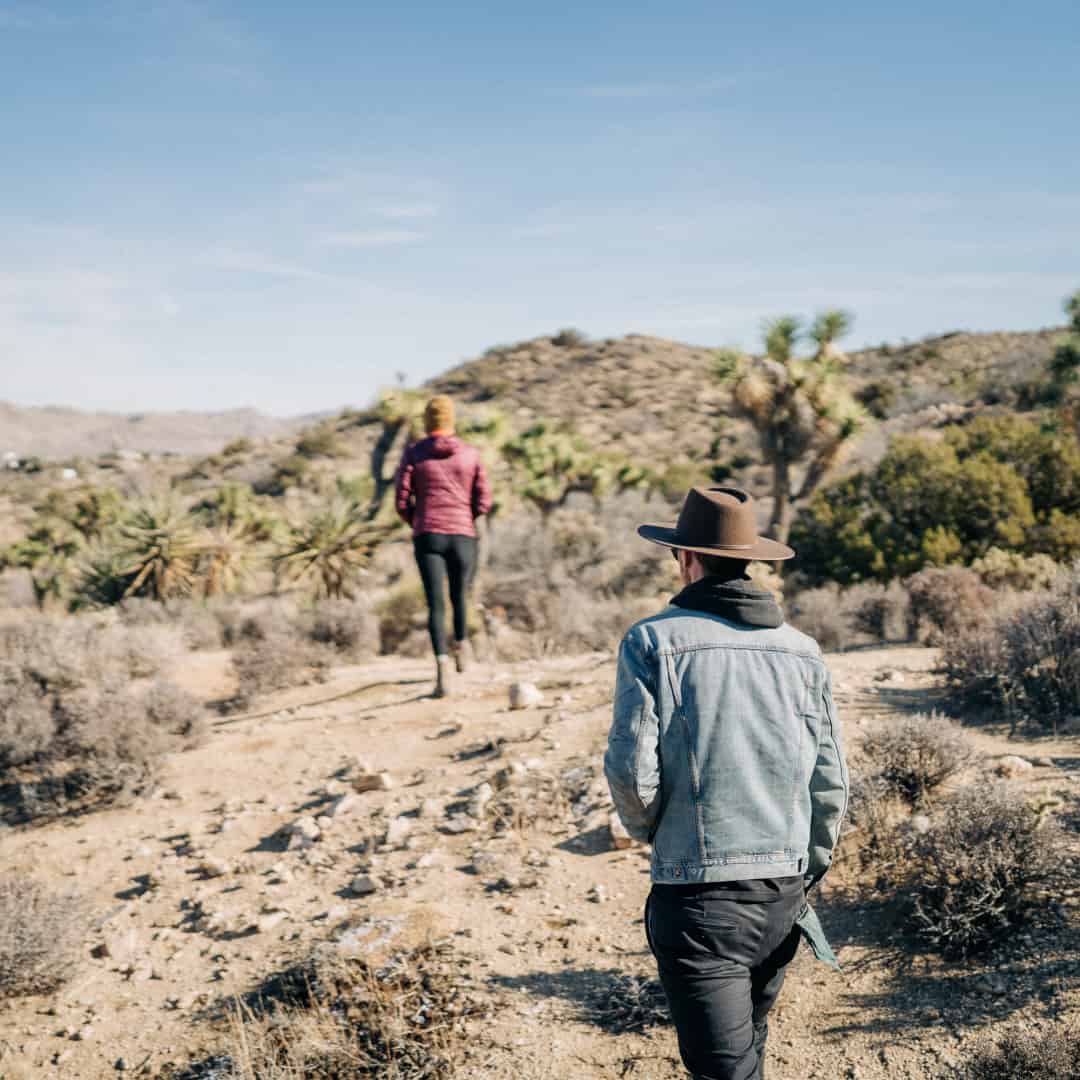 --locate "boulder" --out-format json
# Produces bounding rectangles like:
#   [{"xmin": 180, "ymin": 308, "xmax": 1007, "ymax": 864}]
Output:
[
  {"xmin": 995, "ymin": 755, "xmax": 1034, "ymax": 778},
  {"xmin": 509, "ymin": 682, "xmax": 544, "ymax": 710}
]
